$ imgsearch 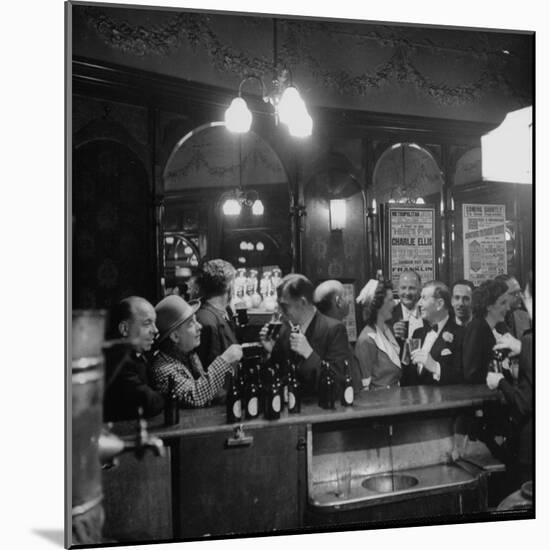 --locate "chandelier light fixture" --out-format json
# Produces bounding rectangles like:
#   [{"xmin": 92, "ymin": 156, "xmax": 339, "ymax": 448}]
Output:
[
  {"xmin": 224, "ymin": 19, "xmax": 313, "ymax": 138},
  {"xmin": 222, "ymin": 188, "xmax": 264, "ymax": 216}
]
